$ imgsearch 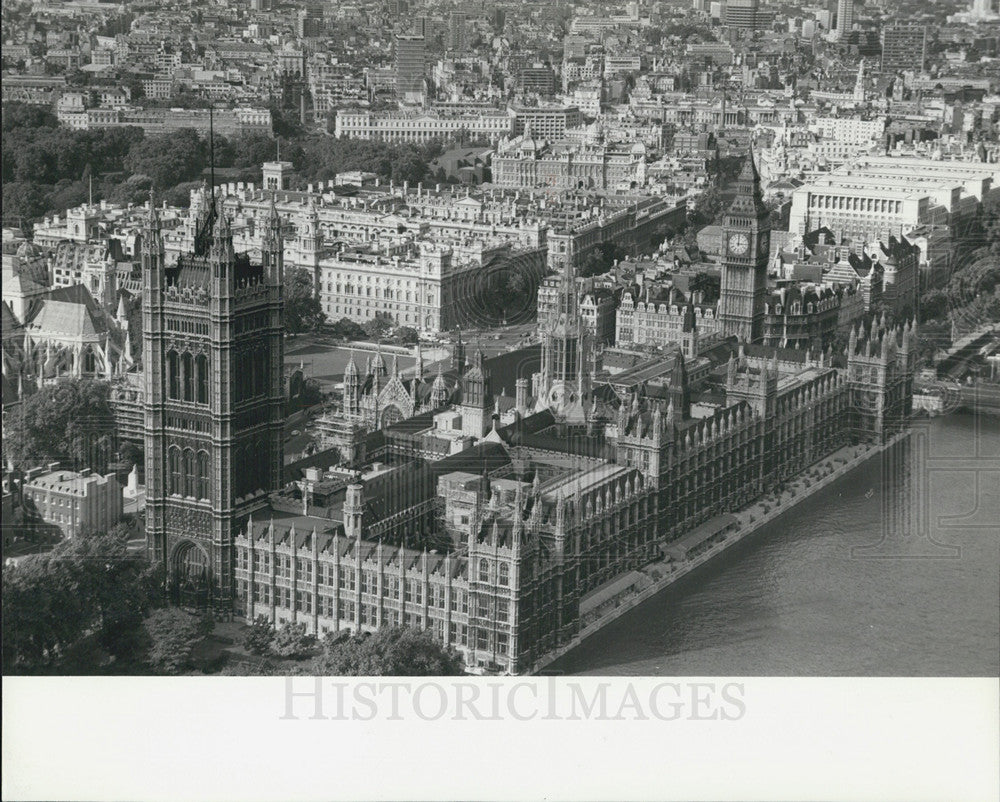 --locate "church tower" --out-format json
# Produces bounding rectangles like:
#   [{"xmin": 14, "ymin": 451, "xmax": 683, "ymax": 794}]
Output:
[
  {"xmin": 460, "ymin": 346, "xmax": 491, "ymax": 438},
  {"xmin": 536, "ymin": 241, "xmax": 590, "ymax": 420},
  {"xmin": 144, "ymin": 193, "xmax": 285, "ymax": 611},
  {"xmin": 719, "ymin": 150, "xmax": 770, "ymax": 344}
]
